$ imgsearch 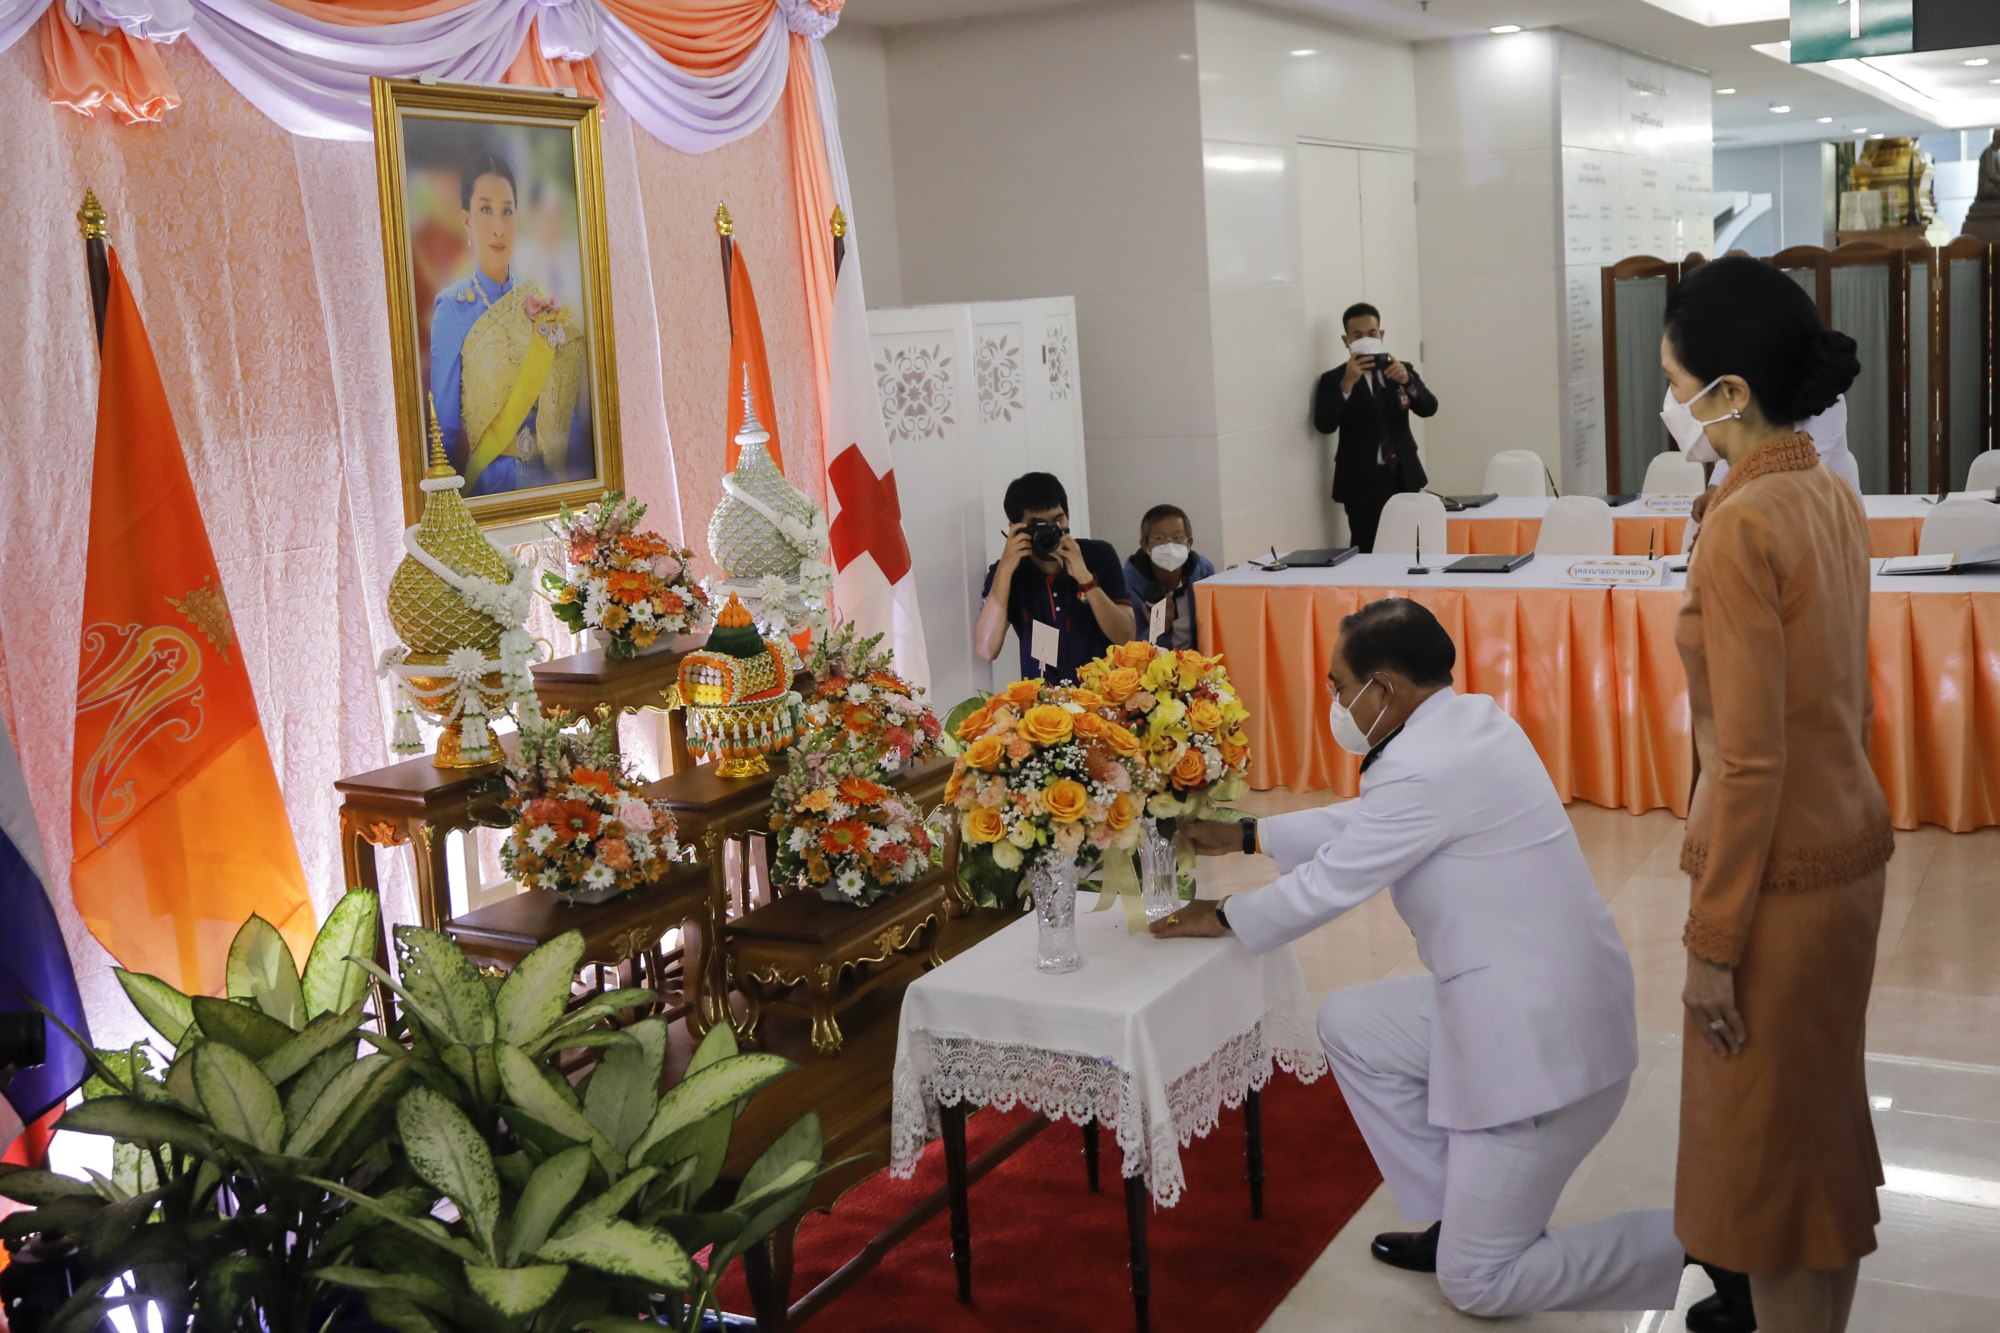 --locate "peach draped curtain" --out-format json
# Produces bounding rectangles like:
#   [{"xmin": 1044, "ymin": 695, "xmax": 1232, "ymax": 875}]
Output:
[{"xmin": 1196, "ymin": 581, "xmax": 2000, "ymax": 835}]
